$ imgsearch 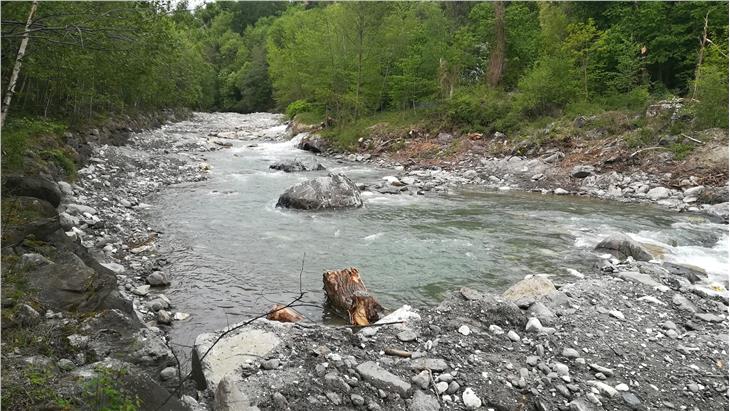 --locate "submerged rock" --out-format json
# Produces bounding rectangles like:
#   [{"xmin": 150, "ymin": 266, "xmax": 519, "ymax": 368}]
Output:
[
  {"xmin": 276, "ymin": 173, "xmax": 362, "ymax": 210},
  {"xmin": 594, "ymin": 233, "xmax": 653, "ymax": 261},
  {"xmin": 269, "ymin": 159, "xmax": 326, "ymax": 173}
]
